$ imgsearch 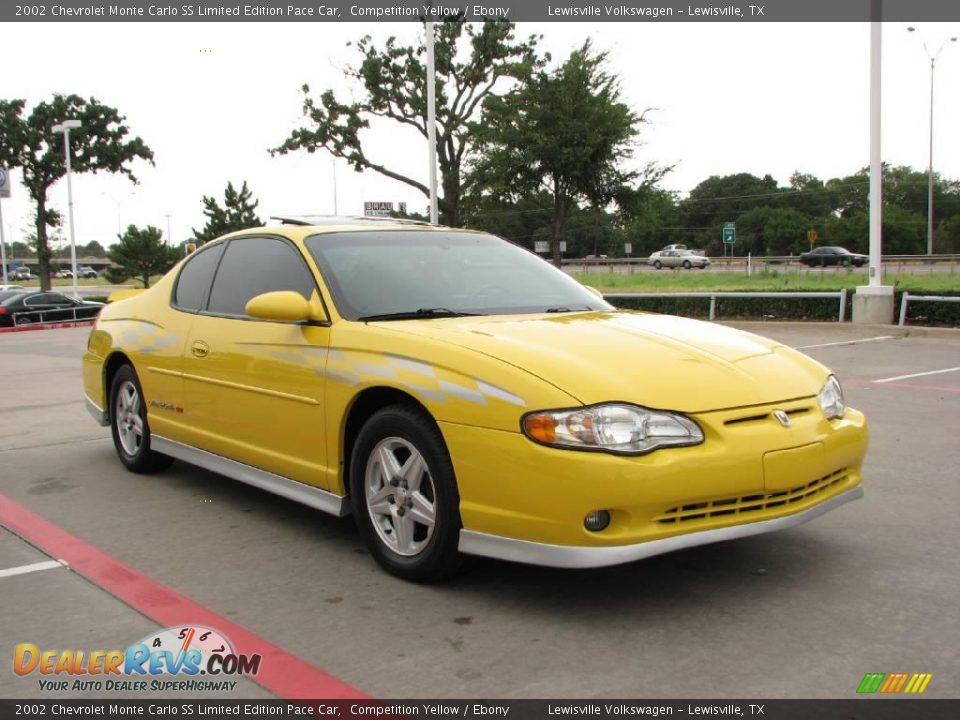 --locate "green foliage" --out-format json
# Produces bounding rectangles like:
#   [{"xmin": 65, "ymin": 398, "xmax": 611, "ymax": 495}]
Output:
[
  {"xmin": 191, "ymin": 181, "xmax": 261, "ymax": 245},
  {"xmin": 0, "ymin": 94, "xmax": 153, "ymax": 290},
  {"xmin": 107, "ymin": 225, "xmax": 179, "ymax": 289},
  {"xmin": 272, "ymin": 21, "xmax": 544, "ymax": 226},
  {"xmin": 470, "ymin": 41, "xmax": 643, "ymax": 265}
]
